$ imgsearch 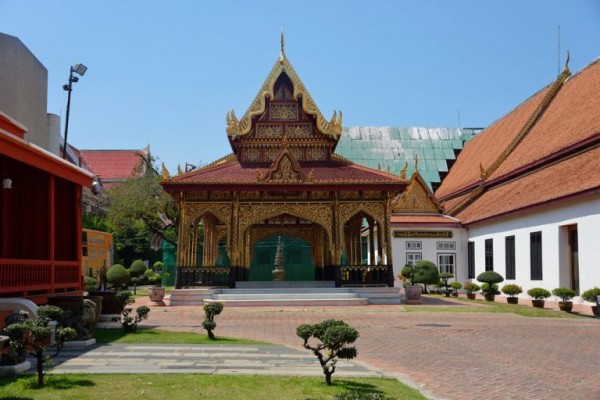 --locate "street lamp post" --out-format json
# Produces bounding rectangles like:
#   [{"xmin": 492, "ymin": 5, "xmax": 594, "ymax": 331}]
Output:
[{"xmin": 62, "ymin": 63, "xmax": 88, "ymax": 159}]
